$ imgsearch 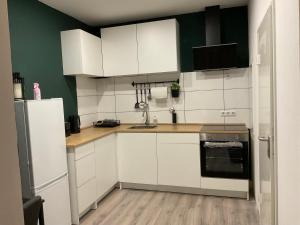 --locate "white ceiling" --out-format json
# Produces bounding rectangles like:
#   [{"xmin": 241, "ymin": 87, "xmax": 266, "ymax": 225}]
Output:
[{"xmin": 39, "ymin": 0, "xmax": 248, "ymax": 26}]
